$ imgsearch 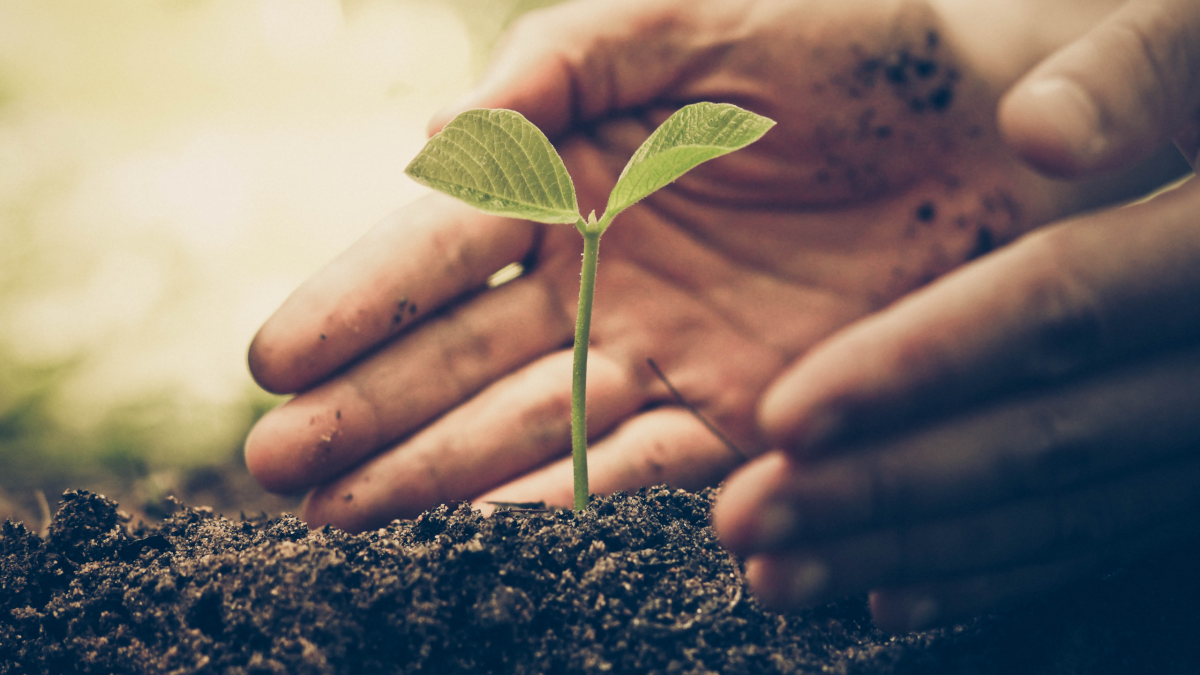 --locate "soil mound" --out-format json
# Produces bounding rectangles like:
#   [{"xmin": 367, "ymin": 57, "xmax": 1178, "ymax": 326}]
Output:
[{"xmin": 2, "ymin": 487, "xmax": 1197, "ymax": 674}]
